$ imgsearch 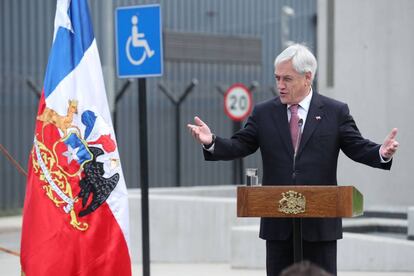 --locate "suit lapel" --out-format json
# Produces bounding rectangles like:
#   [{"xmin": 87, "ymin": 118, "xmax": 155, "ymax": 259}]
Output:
[
  {"xmin": 297, "ymin": 92, "xmax": 324, "ymax": 157},
  {"xmin": 270, "ymin": 97, "xmax": 294, "ymax": 156}
]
